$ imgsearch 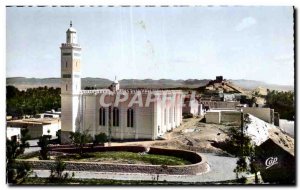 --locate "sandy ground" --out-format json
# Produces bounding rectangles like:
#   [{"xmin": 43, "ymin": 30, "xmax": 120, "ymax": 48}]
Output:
[
  {"xmin": 109, "ymin": 117, "xmax": 236, "ymax": 154},
  {"xmin": 24, "ymin": 118, "xmax": 232, "ymax": 156}
]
